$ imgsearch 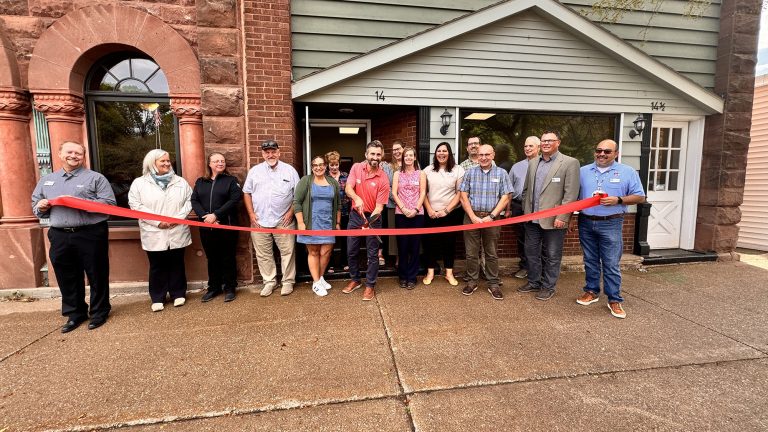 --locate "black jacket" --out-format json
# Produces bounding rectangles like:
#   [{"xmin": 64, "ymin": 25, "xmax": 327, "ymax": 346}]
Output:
[{"xmin": 191, "ymin": 174, "xmax": 243, "ymax": 226}]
